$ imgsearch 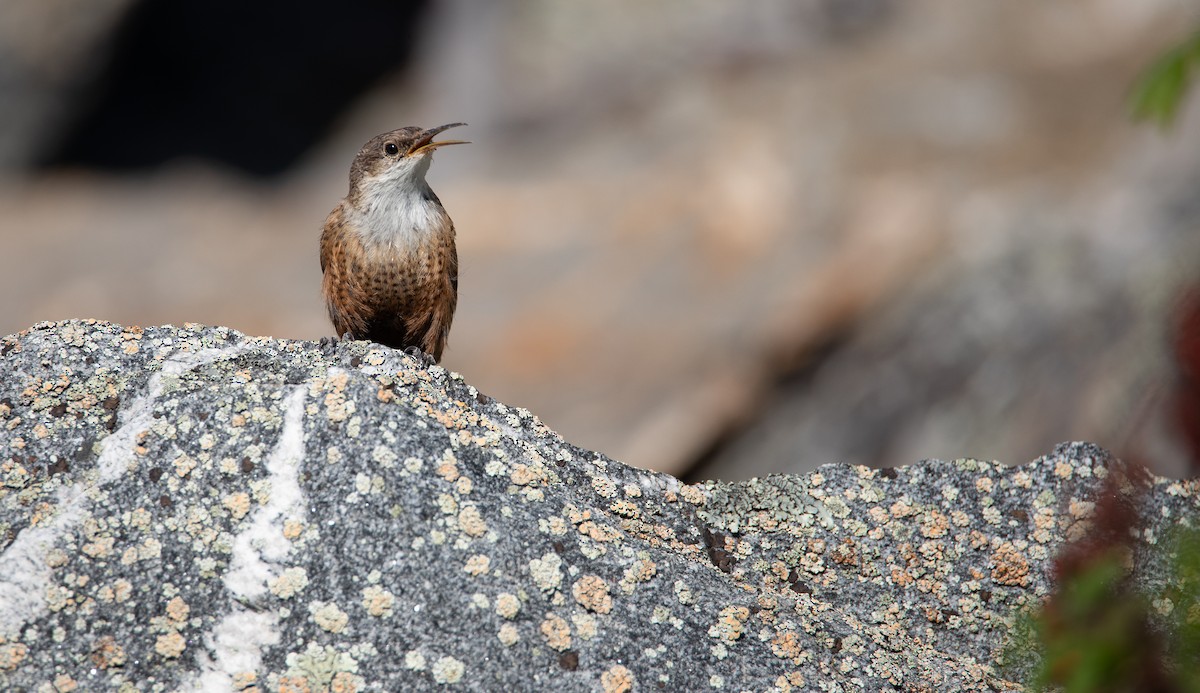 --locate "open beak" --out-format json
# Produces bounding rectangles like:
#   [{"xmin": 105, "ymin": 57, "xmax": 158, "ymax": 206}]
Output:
[{"xmin": 408, "ymin": 122, "xmax": 469, "ymax": 156}]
